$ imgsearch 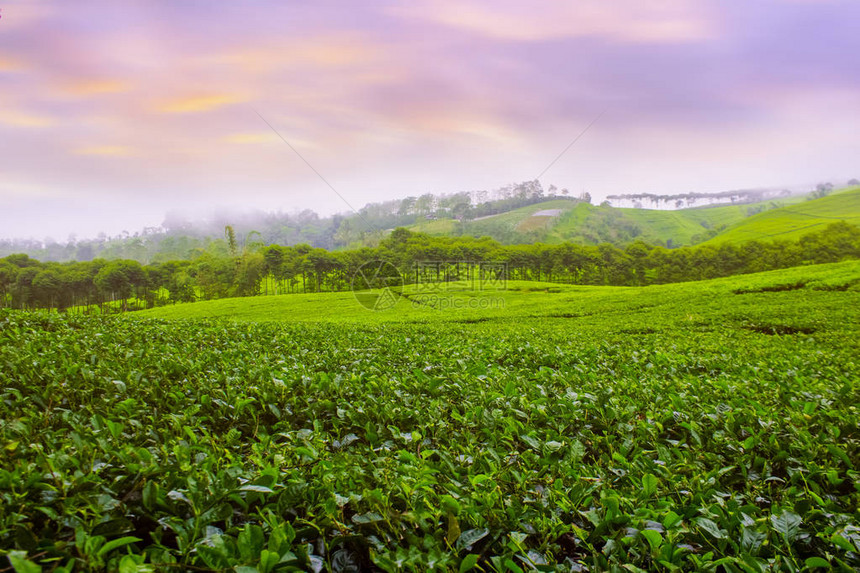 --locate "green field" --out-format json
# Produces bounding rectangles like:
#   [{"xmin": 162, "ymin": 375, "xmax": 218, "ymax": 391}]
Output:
[
  {"xmin": 703, "ymin": 186, "xmax": 860, "ymax": 245},
  {"xmin": 136, "ymin": 260, "xmax": 860, "ymax": 323},
  {"xmin": 3, "ymin": 261, "xmax": 860, "ymax": 571}
]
